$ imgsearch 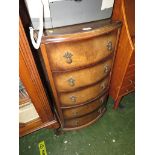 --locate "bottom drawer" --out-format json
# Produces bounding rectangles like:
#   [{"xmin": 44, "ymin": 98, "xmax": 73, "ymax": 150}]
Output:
[
  {"xmin": 62, "ymin": 93, "xmax": 108, "ymax": 119},
  {"xmin": 64, "ymin": 106, "xmax": 106, "ymax": 129}
]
